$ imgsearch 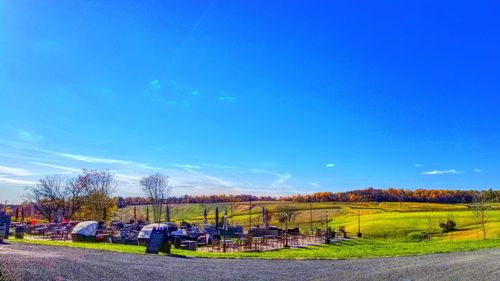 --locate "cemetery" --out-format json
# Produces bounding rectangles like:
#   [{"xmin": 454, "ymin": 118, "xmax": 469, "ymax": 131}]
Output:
[{"xmin": 0, "ymin": 206, "xmax": 346, "ymax": 256}]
